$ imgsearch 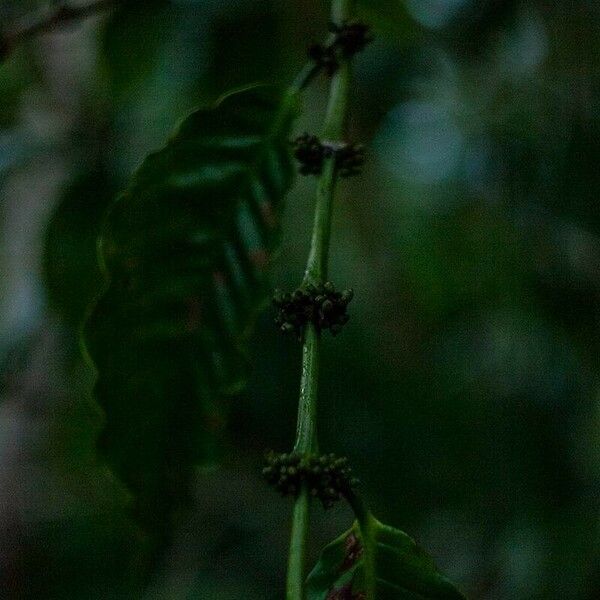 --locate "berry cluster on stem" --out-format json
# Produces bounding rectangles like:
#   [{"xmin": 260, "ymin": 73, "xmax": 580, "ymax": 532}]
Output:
[
  {"xmin": 273, "ymin": 282, "xmax": 353, "ymax": 340},
  {"xmin": 293, "ymin": 134, "xmax": 365, "ymax": 177},
  {"xmin": 263, "ymin": 451, "xmax": 358, "ymax": 509},
  {"xmin": 273, "ymin": 3, "xmax": 372, "ymax": 598},
  {"xmin": 308, "ymin": 21, "xmax": 373, "ymax": 76}
]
